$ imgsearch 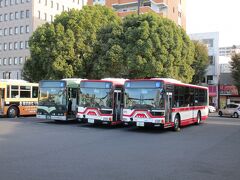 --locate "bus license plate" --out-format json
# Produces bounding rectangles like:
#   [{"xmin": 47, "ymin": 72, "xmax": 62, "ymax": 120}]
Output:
[
  {"xmin": 88, "ymin": 118, "xmax": 94, "ymax": 124},
  {"xmin": 137, "ymin": 122, "xmax": 144, "ymax": 127}
]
